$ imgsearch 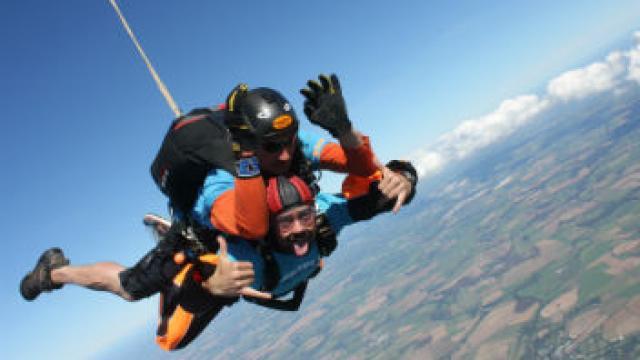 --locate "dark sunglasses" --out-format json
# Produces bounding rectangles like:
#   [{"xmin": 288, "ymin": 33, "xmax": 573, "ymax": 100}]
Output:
[{"xmin": 261, "ymin": 135, "xmax": 296, "ymax": 153}]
